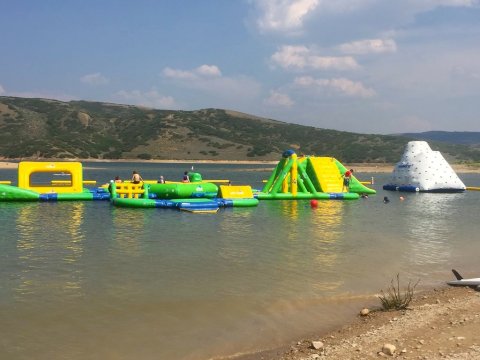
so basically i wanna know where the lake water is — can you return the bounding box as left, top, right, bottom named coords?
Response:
left=0, top=162, right=479, bottom=360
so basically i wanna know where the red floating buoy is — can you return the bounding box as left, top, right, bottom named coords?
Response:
left=310, top=199, right=318, bottom=208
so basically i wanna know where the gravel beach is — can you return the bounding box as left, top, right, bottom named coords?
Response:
left=233, top=286, right=480, bottom=360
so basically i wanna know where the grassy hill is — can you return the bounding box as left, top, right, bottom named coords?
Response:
left=1, top=96, right=480, bottom=163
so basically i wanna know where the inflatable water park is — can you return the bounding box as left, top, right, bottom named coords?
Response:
left=0, top=150, right=378, bottom=211
left=383, top=141, right=466, bottom=193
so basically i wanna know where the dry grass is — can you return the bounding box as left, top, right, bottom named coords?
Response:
left=378, top=274, right=420, bottom=311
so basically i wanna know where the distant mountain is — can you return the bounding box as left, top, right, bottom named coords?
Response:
left=1, top=96, right=480, bottom=163
left=399, top=131, right=480, bottom=146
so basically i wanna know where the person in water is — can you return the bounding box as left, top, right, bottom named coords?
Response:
left=131, top=170, right=143, bottom=184
left=182, top=171, right=190, bottom=183
left=114, top=176, right=122, bottom=183
left=157, top=176, right=165, bottom=184
left=383, top=196, right=390, bottom=203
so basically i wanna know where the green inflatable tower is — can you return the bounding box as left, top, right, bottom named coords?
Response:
left=257, top=150, right=376, bottom=200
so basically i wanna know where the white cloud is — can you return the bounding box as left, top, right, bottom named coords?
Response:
left=80, top=72, right=109, bottom=86
left=338, top=38, right=397, bottom=55
left=254, top=0, right=319, bottom=33
left=163, top=64, right=222, bottom=80
left=271, top=45, right=309, bottom=68
left=251, top=0, right=477, bottom=37
left=162, top=65, right=261, bottom=104
left=295, top=76, right=376, bottom=97
left=429, top=0, right=476, bottom=6
left=114, top=89, right=176, bottom=108
left=196, top=65, right=222, bottom=77
left=271, top=45, right=359, bottom=71
left=308, top=55, right=359, bottom=71
left=264, top=90, right=294, bottom=107
left=0, top=84, right=5, bottom=95
left=162, top=67, right=197, bottom=80
left=330, top=0, right=477, bottom=13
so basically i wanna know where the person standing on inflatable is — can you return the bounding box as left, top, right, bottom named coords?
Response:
left=182, top=171, right=190, bottom=183
left=342, top=168, right=354, bottom=192
left=131, top=170, right=143, bottom=184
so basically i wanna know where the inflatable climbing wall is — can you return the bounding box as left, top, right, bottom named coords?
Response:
left=383, top=141, right=466, bottom=192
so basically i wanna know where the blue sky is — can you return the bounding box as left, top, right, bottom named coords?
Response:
left=1, top=0, right=479, bottom=134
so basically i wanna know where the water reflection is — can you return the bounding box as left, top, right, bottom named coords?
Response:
left=398, top=193, right=463, bottom=267
left=259, top=200, right=346, bottom=294
left=281, top=201, right=299, bottom=241
left=14, top=202, right=87, bottom=299
left=64, top=203, right=86, bottom=263
left=217, top=208, right=256, bottom=264
left=310, top=201, right=344, bottom=291
left=110, top=207, right=153, bottom=257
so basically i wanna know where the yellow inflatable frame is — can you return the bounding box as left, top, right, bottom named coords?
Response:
left=18, top=162, right=84, bottom=194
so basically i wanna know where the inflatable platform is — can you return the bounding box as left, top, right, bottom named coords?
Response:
left=383, top=141, right=466, bottom=192
left=109, top=180, right=258, bottom=212
left=0, top=162, right=109, bottom=201
left=257, top=150, right=376, bottom=200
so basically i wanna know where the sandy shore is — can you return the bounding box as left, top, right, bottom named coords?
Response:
left=0, top=159, right=278, bottom=170
left=234, top=286, right=480, bottom=360
left=0, top=161, right=18, bottom=169
left=349, top=163, right=480, bottom=174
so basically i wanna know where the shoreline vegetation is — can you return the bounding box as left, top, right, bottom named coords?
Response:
left=0, top=160, right=479, bottom=173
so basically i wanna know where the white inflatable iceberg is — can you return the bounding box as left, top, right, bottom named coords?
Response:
left=383, top=141, right=466, bottom=192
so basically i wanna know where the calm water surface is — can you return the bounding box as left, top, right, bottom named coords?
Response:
left=0, top=163, right=479, bottom=359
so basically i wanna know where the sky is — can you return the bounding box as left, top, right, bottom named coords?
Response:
left=1, top=0, right=480, bottom=134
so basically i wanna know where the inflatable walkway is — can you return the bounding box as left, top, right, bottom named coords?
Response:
left=109, top=179, right=258, bottom=212
left=257, top=150, right=376, bottom=200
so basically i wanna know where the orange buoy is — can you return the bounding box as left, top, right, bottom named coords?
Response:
left=310, top=199, right=318, bottom=208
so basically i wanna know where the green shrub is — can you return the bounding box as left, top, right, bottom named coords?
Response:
left=378, top=274, right=419, bottom=311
